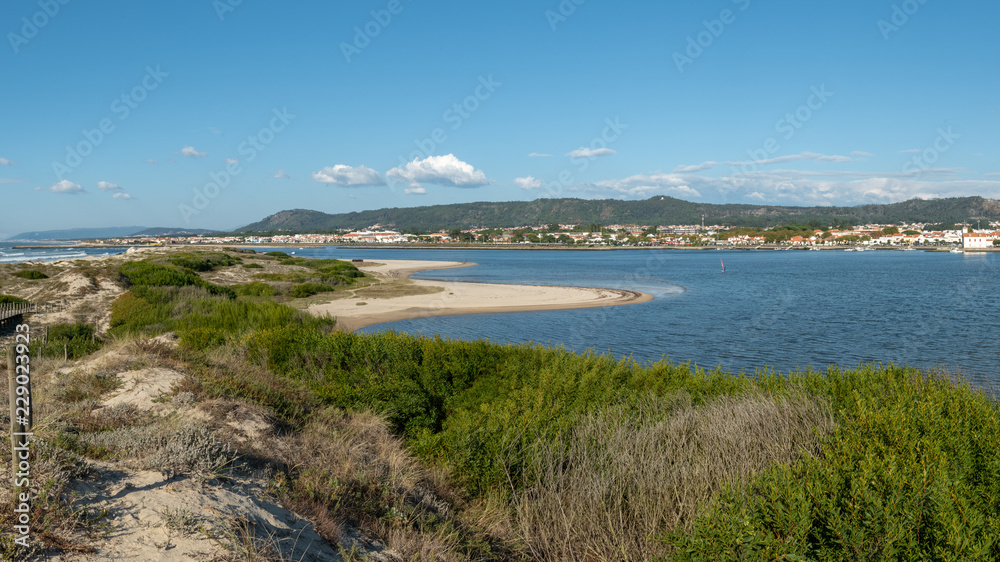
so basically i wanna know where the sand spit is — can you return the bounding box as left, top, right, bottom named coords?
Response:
left=308, top=259, right=653, bottom=331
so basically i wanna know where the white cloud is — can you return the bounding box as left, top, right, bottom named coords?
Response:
left=147, top=159, right=160, bottom=165
left=704, top=171, right=1000, bottom=206
left=515, top=176, right=543, bottom=190
left=0, top=158, right=13, bottom=166
left=113, top=192, right=133, bottom=200
left=565, top=165, right=1000, bottom=207
left=674, top=152, right=854, bottom=173
left=180, top=146, right=207, bottom=158
left=528, top=152, right=552, bottom=158
left=225, top=158, right=239, bottom=165
left=386, top=154, right=488, bottom=187
left=983, top=173, right=1000, bottom=179
left=209, top=127, right=222, bottom=135
left=404, top=187, right=427, bottom=195
left=41, top=180, right=84, bottom=194
left=274, top=169, right=290, bottom=179
left=851, top=151, right=874, bottom=158
left=97, top=181, right=122, bottom=192
left=566, top=147, right=616, bottom=159
left=590, top=173, right=702, bottom=198
left=899, top=148, right=923, bottom=154
left=313, top=164, right=385, bottom=187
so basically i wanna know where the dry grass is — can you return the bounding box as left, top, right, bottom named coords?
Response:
left=73, top=420, right=236, bottom=474
left=276, top=408, right=478, bottom=560
left=0, top=434, right=96, bottom=557
left=511, top=391, right=835, bottom=561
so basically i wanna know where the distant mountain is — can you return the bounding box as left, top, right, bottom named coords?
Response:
left=236, top=196, right=1000, bottom=233
left=132, top=227, right=218, bottom=237
left=7, top=226, right=149, bottom=241
left=6, top=226, right=217, bottom=241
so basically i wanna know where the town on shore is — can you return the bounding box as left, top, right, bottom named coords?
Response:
left=82, top=220, right=1000, bottom=250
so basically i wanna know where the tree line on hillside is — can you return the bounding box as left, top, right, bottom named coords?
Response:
left=234, top=196, right=1000, bottom=235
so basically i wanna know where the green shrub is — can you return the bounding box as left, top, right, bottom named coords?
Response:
left=109, top=285, right=334, bottom=345
left=242, top=263, right=263, bottom=269
left=234, top=281, right=277, bottom=297
left=667, top=367, right=1000, bottom=560
left=178, top=326, right=229, bottom=350
left=289, top=283, right=336, bottom=298
left=15, top=269, right=48, bottom=280
left=168, top=253, right=241, bottom=272
left=0, top=294, right=28, bottom=304
left=38, top=322, right=102, bottom=360
left=264, top=251, right=289, bottom=258
left=118, top=260, right=235, bottom=299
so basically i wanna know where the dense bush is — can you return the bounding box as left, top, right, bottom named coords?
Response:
left=234, top=281, right=277, bottom=297
left=289, top=282, right=336, bottom=298
left=0, top=294, right=28, bottom=304
left=118, top=261, right=235, bottom=299
left=38, top=322, right=102, bottom=360
left=15, top=269, right=48, bottom=280
left=167, top=253, right=241, bottom=272
left=110, top=285, right=334, bottom=341
left=668, top=367, right=1000, bottom=560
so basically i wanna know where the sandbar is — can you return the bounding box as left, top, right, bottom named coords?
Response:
left=307, top=259, right=654, bottom=331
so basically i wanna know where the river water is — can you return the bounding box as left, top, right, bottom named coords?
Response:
left=298, top=247, right=1000, bottom=387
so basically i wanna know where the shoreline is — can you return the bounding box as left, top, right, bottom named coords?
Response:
left=306, top=259, right=654, bottom=332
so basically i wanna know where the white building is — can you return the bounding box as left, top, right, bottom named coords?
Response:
left=962, top=232, right=1000, bottom=249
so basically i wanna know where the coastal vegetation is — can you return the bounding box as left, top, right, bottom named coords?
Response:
left=101, top=254, right=1000, bottom=559
left=14, top=269, right=49, bottom=280
left=5, top=251, right=998, bottom=559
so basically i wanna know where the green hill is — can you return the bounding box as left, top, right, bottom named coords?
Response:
left=236, top=196, right=1000, bottom=233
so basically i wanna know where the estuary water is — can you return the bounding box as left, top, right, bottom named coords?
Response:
left=302, top=247, right=1000, bottom=387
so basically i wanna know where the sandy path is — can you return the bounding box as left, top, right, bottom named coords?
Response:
left=308, top=259, right=654, bottom=331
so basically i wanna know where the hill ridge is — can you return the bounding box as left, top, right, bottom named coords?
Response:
left=236, top=196, right=1000, bottom=233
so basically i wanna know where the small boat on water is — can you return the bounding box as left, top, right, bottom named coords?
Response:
left=950, top=248, right=963, bottom=253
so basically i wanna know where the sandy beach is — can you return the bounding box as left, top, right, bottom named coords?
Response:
left=308, top=259, right=654, bottom=331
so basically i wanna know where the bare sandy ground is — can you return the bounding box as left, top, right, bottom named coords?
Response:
left=308, top=259, right=654, bottom=331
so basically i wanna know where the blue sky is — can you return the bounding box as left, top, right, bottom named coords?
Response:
left=1, top=0, right=998, bottom=236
